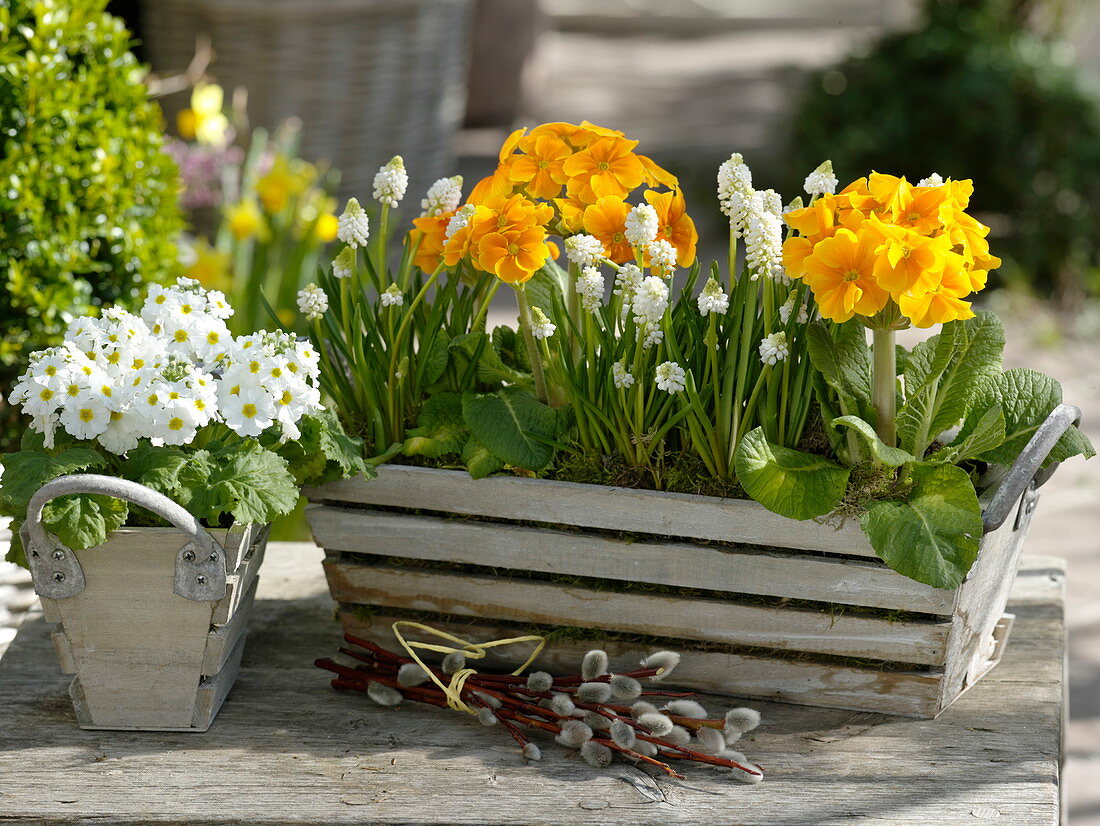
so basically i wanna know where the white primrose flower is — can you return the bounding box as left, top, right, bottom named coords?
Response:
left=624, top=202, right=659, bottom=247
left=529, top=307, right=556, bottom=340
left=803, top=160, right=838, bottom=197
left=373, top=155, right=408, bottom=208
left=612, top=361, right=635, bottom=389
left=632, top=275, right=669, bottom=348
left=576, top=266, right=605, bottom=313
left=697, top=277, right=729, bottom=316
left=647, top=239, right=676, bottom=277
left=297, top=283, right=329, bottom=321
left=918, top=172, right=945, bottom=187
left=717, top=152, right=754, bottom=235
left=421, top=174, right=463, bottom=217
left=758, top=331, right=789, bottom=366
left=380, top=284, right=404, bottom=307
left=332, top=246, right=355, bottom=280
left=58, top=395, right=110, bottom=441
left=444, top=203, right=477, bottom=241
left=222, top=384, right=277, bottom=437
left=337, top=197, right=370, bottom=247
left=655, top=361, right=686, bottom=394
left=779, top=291, right=810, bottom=325
left=565, top=234, right=606, bottom=268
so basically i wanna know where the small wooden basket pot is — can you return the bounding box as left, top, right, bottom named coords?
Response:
left=306, top=405, right=1080, bottom=718
left=21, top=474, right=269, bottom=732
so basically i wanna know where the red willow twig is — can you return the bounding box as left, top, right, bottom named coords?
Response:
left=316, top=635, right=765, bottom=783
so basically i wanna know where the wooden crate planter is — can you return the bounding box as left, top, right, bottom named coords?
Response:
left=22, top=475, right=269, bottom=732
left=306, top=406, right=1077, bottom=718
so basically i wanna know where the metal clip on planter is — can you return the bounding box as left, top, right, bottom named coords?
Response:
left=20, top=474, right=227, bottom=602
left=982, top=403, right=1082, bottom=534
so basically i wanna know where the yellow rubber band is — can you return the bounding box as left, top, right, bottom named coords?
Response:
left=391, top=621, right=545, bottom=715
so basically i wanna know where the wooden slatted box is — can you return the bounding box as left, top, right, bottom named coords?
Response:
left=40, top=523, right=269, bottom=731
left=306, top=466, right=1036, bottom=717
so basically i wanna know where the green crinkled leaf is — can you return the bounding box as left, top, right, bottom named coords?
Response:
left=403, top=393, right=469, bottom=458
left=179, top=442, right=299, bottom=526
left=860, top=463, right=983, bottom=589
left=120, top=445, right=189, bottom=496
left=418, top=333, right=451, bottom=388
left=492, top=325, right=531, bottom=373
left=451, top=332, right=527, bottom=387
left=462, top=387, right=558, bottom=470
left=831, top=416, right=915, bottom=467
left=929, top=405, right=1006, bottom=465
left=897, top=312, right=1005, bottom=457
left=960, top=368, right=1094, bottom=466
left=734, top=427, right=851, bottom=520
left=42, top=493, right=129, bottom=552
left=806, top=320, right=872, bottom=409
left=0, top=448, right=107, bottom=517
left=279, top=411, right=372, bottom=486
left=462, top=436, right=505, bottom=480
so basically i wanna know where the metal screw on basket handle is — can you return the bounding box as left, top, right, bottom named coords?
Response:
left=981, top=404, right=1083, bottom=534
left=20, top=474, right=227, bottom=602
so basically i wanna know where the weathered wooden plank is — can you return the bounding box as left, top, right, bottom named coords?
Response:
left=308, top=466, right=880, bottom=557
left=201, top=575, right=258, bottom=676
left=212, top=536, right=267, bottom=625
left=339, top=609, right=945, bottom=717
left=324, top=560, right=951, bottom=665
left=308, top=504, right=957, bottom=613
left=0, top=543, right=1065, bottom=825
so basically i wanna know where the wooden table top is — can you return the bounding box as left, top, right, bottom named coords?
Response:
left=0, top=542, right=1066, bottom=825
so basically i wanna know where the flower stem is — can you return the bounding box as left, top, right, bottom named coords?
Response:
left=872, top=327, right=897, bottom=446
left=514, top=283, right=549, bottom=404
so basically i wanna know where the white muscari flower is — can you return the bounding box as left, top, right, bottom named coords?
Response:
left=332, top=246, right=355, bottom=280
left=632, top=276, right=669, bottom=348
left=758, top=331, right=789, bottom=366
left=565, top=234, right=606, bottom=268
left=444, top=203, right=476, bottom=240
left=296, top=283, right=328, bottom=321
left=337, top=197, right=370, bottom=247
left=697, top=277, right=729, bottom=316
left=624, top=202, right=659, bottom=247
left=373, top=155, right=408, bottom=208
left=612, top=361, right=634, bottom=390
left=646, top=239, right=676, bottom=277
left=576, top=266, right=604, bottom=313
left=918, top=172, right=945, bottom=187
left=745, top=197, right=783, bottom=279
left=759, top=188, right=784, bottom=218
left=613, top=263, right=642, bottom=297
left=718, top=152, right=754, bottom=233
left=655, top=361, right=686, bottom=394
left=784, top=195, right=805, bottom=214
left=380, top=284, right=404, bottom=307
left=779, top=291, right=810, bottom=325
left=529, top=307, right=555, bottom=340
left=421, top=174, right=463, bottom=216
left=803, top=159, right=838, bottom=197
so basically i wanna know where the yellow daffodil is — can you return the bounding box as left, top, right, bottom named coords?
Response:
left=226, top=200, right=268, bottom=241
left=177, top=83, right=230, bottom=148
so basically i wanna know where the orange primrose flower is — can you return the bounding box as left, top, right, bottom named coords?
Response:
left=562, top=137, right=645, bottom=203
left=802, top=227, right=889, bottom=322
left=644, top=188, right=697, bottom=267
left=582, top=196, right=633, bottom=263
left=869, top=215, right=954, bottom=295
left=509, top=133, right=572, bottom=200
left=477, top=226, right=551, bottom=284
left=897, top=252, right=976, bottom=328
left=409, top=212, right=453, bottom=272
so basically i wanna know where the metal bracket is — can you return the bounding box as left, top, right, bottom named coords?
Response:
left=18, top=522, right=86, bottom=600
left=173, top=541, right=227, bottom=602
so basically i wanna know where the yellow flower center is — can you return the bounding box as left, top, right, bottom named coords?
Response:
left=843, top=270, right=860, bottom=282
left=101, top=386, right=112, bottom=397
left=107, top=352, right=120, bottom=364
left=597, top=162, right=610, bottom=171
left=174, top=329, right=188, bottom=342
left=155, top=295, right=167, bottom=304
left=207, top=331, right=220, bottom=344
left=45, top=365, right=56, bottom=376
left=271, top=367, right=282, bottom=377
left=147, top=394, right=159, bottom=405
left=79, top=408, right=95, bottom=422
left=280, top=390, right=293, bottom=405
left=39, top=388, right=53, bottom=400
left=169, top=391, right=180, bottom=399
left=181, top=304, right=193, bottom=314
left=66, top=384, right=79, bottom=396
left=249, top=361, right=261, bottom=373
left=110, top=411, right=123, bottom=421
left=538, top=160, right=549, bottom=169
left=133, top=359, right=145, bottom=369
left=507, top=243, right=520, bottom=256
left=612, top=232, right=624, bottom=244
left=195, top=400, right=206, bottom=411
left=168, top=417, right=184, bottom=431
left=242, top=403, right=257, bottom=418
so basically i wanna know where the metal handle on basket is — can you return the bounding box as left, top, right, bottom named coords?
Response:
left=20, top=473, right=227, bottom=602
left=981, top=403, right=1082, bottom=534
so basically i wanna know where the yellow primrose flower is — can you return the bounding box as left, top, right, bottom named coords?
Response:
left=177, top=83, right=230, bottom=147
left=226, top=200, right=268, bottom=241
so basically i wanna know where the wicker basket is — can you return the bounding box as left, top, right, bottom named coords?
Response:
left=142, top=0, right=474, bottom=200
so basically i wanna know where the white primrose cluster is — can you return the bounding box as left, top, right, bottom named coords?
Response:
left=9, top=278, right=322, bottom=452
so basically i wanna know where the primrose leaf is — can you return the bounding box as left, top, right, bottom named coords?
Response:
left=462, top=387, right=558, bottom=470
left=281, top=411, right=372, bottom=486
left=831, top=416, right=915, bottom=467
left=0, top=448, right=107, bottom=517
left=418, top=333, right=451, bottom=388
left=734, top=427, right=850, bottom=520
left=462, top=436, right=505, bottom=480
left=42, top=493, right=129, bottom=552
left=928, top=405, right=1006, bottom=465
left=403, top=393, right=469, bottom=458
left=806, top=320, right=872, bottom=410
left=860, top=463, right=983, bottom=589
left=180, top=441, right=299, bottom=526
left=451, top=332, right=527, bottom=387
left=120, top=445, right=189, bottom=496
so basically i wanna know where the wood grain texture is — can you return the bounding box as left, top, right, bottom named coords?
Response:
left=307, top=505, right=956, bottom=614
left=325, top=559, right=951, bottom=665
left=0, top=543, right=1065, bottom=826
left=307, top=466, right=879, bottom=557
